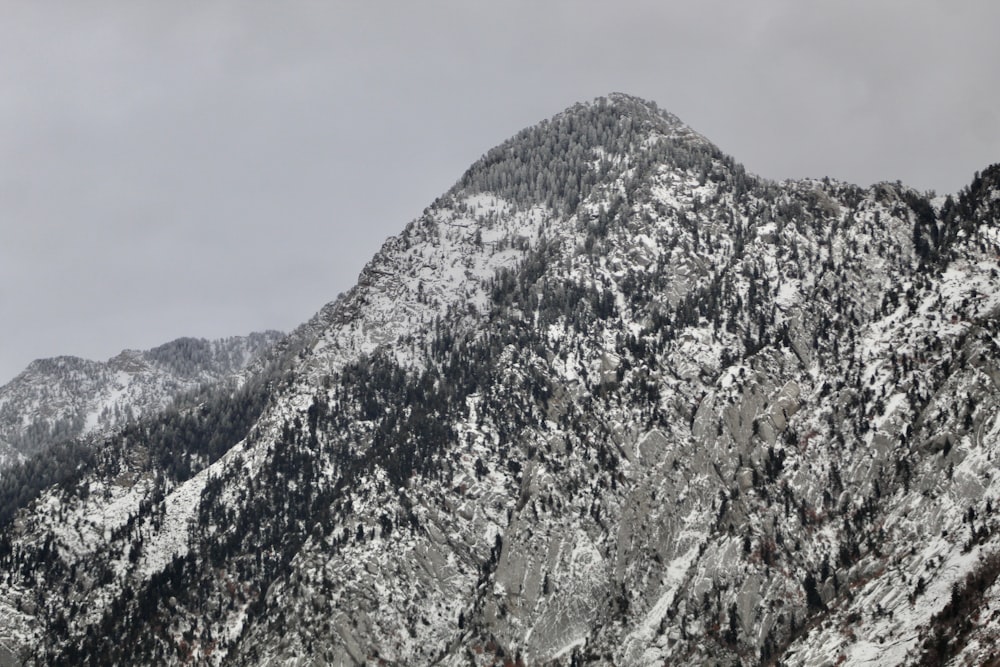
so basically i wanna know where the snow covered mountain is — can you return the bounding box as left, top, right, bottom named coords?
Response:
left=0, top=332, right=282, bottom=472
left=2, top=94, right=1000, bottom=666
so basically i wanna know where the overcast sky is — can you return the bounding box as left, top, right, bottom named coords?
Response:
left=2, top=1, right=998, bottom=384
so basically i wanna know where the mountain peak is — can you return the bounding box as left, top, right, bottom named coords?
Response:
left=453, top=93, right=722, bottom=212
left=550, top=92, right=700, bottom=144
left=590, top=91, right=682, bottom=123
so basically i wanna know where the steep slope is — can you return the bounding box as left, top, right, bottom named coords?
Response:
left=0, top=332, right=283, bottom=470
left=1, top=95, right=999, bottom=666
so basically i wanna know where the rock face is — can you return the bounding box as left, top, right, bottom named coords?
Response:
left=2, top=94, right=1000, bottom=666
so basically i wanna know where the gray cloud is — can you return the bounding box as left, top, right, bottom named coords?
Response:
left=2, top=1, right=998, bottom=383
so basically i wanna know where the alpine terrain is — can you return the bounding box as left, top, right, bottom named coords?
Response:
left=2, top=94, right=1000, bottom=666
left=0, top=332, right=283, bottom=476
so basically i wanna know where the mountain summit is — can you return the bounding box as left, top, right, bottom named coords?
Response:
left=1, top=96, right=999, bottom=666
left=455, top=92, right=720, bottom=213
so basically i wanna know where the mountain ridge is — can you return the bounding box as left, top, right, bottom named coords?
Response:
left=0, top=331, right=283, bottom=473
left=1, top=95, right=999, bottom=665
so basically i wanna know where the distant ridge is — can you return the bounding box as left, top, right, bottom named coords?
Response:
left=0, top=330, right=282, bottom=468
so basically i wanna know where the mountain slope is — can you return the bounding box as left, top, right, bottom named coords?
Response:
left=0, top=332, right=283, bottom=471
left=2, top=94, right=1000, bottom=666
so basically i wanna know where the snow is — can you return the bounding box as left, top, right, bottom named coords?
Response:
left=549, top=634, right=587, bottom=661
left=137, top=463, right=211, bottom=579
left=306, top=193, right=556, bottom=382
left=630, top=543, right=700, bottom=647
left=775, top=279, right=799, bottom=310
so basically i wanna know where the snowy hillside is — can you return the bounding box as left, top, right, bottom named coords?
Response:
left=2, top=94, right=1000, bottom=666
left=0, top=332, right=282, bottom=471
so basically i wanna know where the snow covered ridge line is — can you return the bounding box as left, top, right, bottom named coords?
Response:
left=0, top=331, right=283, bottom=468
left=2, top=95, right=1000, bottom=665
